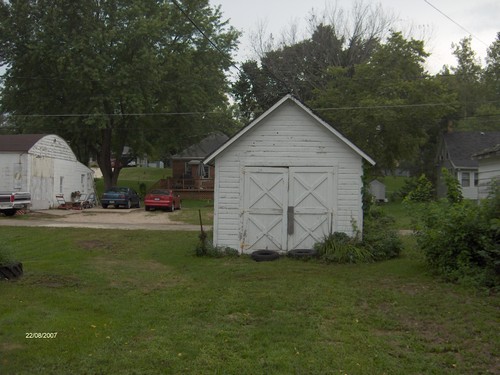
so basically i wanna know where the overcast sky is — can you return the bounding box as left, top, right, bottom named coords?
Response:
left=211, top=0, right=499, bottom=74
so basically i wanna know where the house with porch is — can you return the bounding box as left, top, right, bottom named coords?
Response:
left=154, top=132, right=228, bottom=199
left=436, top=131, right=500, bottom=200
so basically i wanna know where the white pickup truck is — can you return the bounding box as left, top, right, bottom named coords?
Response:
left=0, top=192, right=31, bottom=216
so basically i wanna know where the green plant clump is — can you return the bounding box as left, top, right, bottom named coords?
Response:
left=403, top=174, right=434, bottom=203
left=441, top=168, right=463, bottom=203
left=194, top=234, right=239, bottom=258
left=314, top=232, right=373, bottom=263
left=362, top=208, right=403, bottom=261
left=415, top=183, right=500, bottom=290
left=314, top=208, right=402, bottom=264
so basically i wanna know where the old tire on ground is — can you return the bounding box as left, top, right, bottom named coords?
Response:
left=0, top=262, right=23, bottom=280
left=287, top=249, right=318, bottom=259
left=251, top=250, right=280, bottom=262
left=102, top=204, right=108, bottom=209
left=2, top=209, right=16, bottom=216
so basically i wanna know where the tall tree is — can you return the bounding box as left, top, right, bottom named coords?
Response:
left=311, top=32, right=457, bottom=173
left=449, top=36, right=485, bottom=128
left=0, top=0, right=239, bottom=189
left=473, top=32, right=500, bottom=131
left=232, top=1, right=392, bottom=122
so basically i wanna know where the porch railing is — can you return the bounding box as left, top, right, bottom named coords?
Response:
left=153, top=177, right=214, bottom=191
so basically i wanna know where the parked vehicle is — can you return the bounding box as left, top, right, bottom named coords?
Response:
left=0, top=191, right=31, bottom=216
left=101, top=187, right=140, bottom=209
left=144, top=189, right=181, bottom=212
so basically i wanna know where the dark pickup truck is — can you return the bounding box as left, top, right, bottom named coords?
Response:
left=0, top=192, right=31, bottom=216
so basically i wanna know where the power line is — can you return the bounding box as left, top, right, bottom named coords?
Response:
left=315, top=102, right=455, bottom=111
left=170, top=0, right=243, bottom=76
left=4, top=100, right=499, bottom=119
left=423, top=0, right=489, bottom=47
left=6, top=111, right=223, bottom=118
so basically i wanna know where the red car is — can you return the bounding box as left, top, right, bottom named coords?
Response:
left=144, top=189, right=181, bottom=212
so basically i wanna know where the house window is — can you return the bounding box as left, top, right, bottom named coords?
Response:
left=474, top=172, right=478, bottom=187
left=461, top=172, right=470, bottom=187
left=184, top=162, right=192, bottom=177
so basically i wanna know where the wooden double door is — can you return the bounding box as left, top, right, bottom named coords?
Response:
left=242, top=167, right=335, bottom=252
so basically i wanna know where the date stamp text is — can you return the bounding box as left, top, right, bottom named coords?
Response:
left=25, top=332, right=58, bottom=339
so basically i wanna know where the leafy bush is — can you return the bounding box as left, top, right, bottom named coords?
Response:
left=362, top=208, right=403, bottom=261
left=415, top=184, right=500, bottom=289
left=441, top=168, right=463, bottom=203
left=314, top=207, right=402, bottom=264
left=403, top=174, right=434, bottom=203
left=314, top=232, right=373, bottom=264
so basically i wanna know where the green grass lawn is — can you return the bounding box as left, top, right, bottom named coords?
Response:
left=170, top=199, right=214, bottom=226
left=94, top=167, right=172, bottom=198
left=376, top=201, right=416, bottom=230
left=1, top=229, right=498, bottom=374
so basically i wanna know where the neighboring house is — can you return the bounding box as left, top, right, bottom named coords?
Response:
left=203, top=95, right=375, bottom=254
left=436, top=131, right=500, bottom=200
left=0, top=134, right=94, bottom=210
left=153, top=132, right=229, bottom=199
left=369, top=179, right=386, bottom=202
left=171, top=132, right=229, bottom=188
left=473, top=144, right=500, bottom=200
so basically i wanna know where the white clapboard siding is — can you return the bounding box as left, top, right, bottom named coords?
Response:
left=207, top=96, right=374, bottom=253
left=477, top=157, right=500, bottom=200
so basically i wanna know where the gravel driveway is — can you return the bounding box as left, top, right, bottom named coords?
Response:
left=0, top=208, right=208, bottom=231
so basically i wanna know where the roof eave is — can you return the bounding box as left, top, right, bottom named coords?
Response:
left=203, top=95, right=375, bottom=166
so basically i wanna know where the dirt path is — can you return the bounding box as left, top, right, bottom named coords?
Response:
left=0, top=208, right=209, bottom=231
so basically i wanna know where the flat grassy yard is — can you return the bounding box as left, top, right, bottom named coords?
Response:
left=1, top=229, right=498, bottom=374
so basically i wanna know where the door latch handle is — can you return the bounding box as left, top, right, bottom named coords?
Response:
left=287, top=206, right=294, bottom=235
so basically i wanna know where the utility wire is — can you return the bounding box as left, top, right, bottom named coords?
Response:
left=423, top=0, right=488, bottom=47
left=169, top=1, right=292, bottom=92
left=5, top=100, right=500, bottom=119
left=170, top=0, right=243, bottom=76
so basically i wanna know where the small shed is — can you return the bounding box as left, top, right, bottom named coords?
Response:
left=0, top=134, right=94, bottom=210
left=203, top=95, right=375, bottom=254
left=436, top=131, right=500, bottom=200
left=368, top=180, right=386, bottom=202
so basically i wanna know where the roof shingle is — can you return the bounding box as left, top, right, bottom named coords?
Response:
left=443, top=132, right=500, bottom=168
left=0, top=134, right=47, bottom=152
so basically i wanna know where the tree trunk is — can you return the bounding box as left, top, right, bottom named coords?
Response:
left=98, top=127, right=115, bottom=190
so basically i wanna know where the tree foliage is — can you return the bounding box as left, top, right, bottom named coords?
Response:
left=0, top=0, right=239, bottom=188
left=232, top=1, right=391, bottom=121
left=312, top=32, right=456, bottom=172
left=442, top=34, right=500, bottom=132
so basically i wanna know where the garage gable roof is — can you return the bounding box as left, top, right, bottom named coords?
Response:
left=203, top=95, right=375, bottom=165
left=0, top=134, right=47, bottom=152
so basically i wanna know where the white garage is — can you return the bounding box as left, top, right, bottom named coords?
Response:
left=203, top=95, right=375, bottom=254
left=0, top=134, right=95, bottom=210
